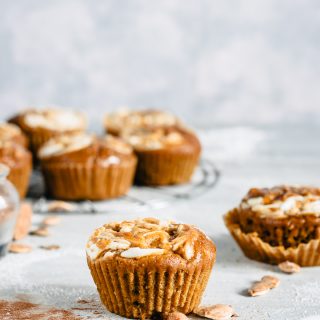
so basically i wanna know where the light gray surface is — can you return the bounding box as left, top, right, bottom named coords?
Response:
left=0, top=126, right=320, bottom=319
left=1, top=1, right=320, bottom=126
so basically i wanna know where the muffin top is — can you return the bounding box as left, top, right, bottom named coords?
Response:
left=0, top=141, right=32, bottom=167
left=240, top=185, right=320, bottom=218
left=121, top=126, right=200, bottom=152
left=86, top=217, right=215, bottom=261
left=0, top=123, right=27, bottom=147
left=38, top=133, right=134, bottom=163
left=10, top=108, right=86, bottom=132
left=104, top=109, right=180, bottom=134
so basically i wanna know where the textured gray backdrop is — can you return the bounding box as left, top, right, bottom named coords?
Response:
left=1, top=0, right=319, bottom=127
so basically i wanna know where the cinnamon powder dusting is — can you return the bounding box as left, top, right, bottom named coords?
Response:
left=0, top=300, right=83, bottom=320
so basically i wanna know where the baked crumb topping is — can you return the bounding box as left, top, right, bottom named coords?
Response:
left=104, top=109, right=179, bottom=132
left=86, top=218, right=203, bottom=260
left=121, top=127, right=185, bottom=150
left=22, top=109, right=86, bottom=131
left=241, top=185, right=320, bottom=217
left=0, top=123, right=22, bottom=141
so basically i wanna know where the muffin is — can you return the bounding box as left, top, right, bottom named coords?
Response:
left=38, top=133, right=137, bottom=200
left=104, top=109, right=181, bottom=136
left=9, top=108, right=86, bottom=156
left=224, top=185, right=320, bottom=266
left=121, top=126, right=201, bottom=186
left=0, top=123, right=28, bottom=148
left=0, top=141, right=32, bottom=198
left=86, top=217, right=216, bottom=319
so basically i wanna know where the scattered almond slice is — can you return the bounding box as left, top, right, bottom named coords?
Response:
left=167, top=311, right=189, bottom=320
left=193, top=304, right=238, bottom=320
left=278, top=261, right=301, bottom=274
left=40, top=245, right=60, bottom=251
left=261, top=275, right=280, bottom=289
left=47, top=201, right=76, bottom=213
left=248, top=282, right=270, bottom=297
left=30, top=228, right=50, bottom=237
left=42, top=215, right=61, bottom=226
left=9, top=243, right=32, bottom=253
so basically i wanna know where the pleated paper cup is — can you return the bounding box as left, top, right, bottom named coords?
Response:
left=224, top=209, right=320, bottom=266
left=41, top=159, right=136, bottom=201
left=87, top=254, right=214, bottom=319
left=135, top=149, right=200, bottom=186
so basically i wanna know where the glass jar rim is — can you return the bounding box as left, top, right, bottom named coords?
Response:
left=0, top=163, right=9, bottom=179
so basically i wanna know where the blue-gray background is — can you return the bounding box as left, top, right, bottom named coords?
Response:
left=1, top=0, right=319, bottom=128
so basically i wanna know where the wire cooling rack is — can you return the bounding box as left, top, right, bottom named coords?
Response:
left=30, top=158, right=220, bottom=213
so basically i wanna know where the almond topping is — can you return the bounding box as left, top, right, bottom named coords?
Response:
left=194, top=304, right=238, bottom=320
left=9, top=243, right=32, bottom=253
left=30, top=227, right=50, bottom=237
left=42, top=215, right=61, bottom=226
left=167, top=311, right=188, bottom=320
left=278, top=261, right=301, bottom=274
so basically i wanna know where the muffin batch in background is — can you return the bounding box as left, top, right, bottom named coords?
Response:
left=38, top=133, right=137, bottom=200
left=9, top=108, right=86, bottom=157
left=86, top=217, right=216, bottom=319
left=0, top=123, right=32, bottom=198
left=224, top=185, right=320, bottom=266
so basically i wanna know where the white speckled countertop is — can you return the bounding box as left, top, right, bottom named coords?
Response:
left=0, top=125, right=320, bottom=320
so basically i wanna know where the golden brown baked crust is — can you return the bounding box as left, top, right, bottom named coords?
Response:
left=39, top=133, right=137, bottom=200
left=0, top=123, right=28, bottom=148
left=9, top=108, right=86, bottom=155
left=86, top=218, right=216, bottom=319
left=0, top=141, right=32, bottom=198
left=122, top=126, right=201, bottom=186
left=104, top=109, right=181, bottom=136
left=224, top=185, right=320, bottom=265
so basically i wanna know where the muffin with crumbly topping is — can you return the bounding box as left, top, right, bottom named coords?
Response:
left=38, top=133, right=137, bottom=200
left=0, top=123, right=28, bottom=148
left=86, top=218, right=216, bottom=319
left=9, top=108, right=86, bottom=156
left=0, top=141, right=32, bottom=198
left=104, top=109, right=181, bottom=136
left=121, top=126, right=201, bottom=186
left=224, top=185, right=320, bottom=266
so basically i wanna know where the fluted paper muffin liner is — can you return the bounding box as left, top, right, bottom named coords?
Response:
left=87, top=255, right=213, bottom=319
left=41, top=160, right=136, bottom=200
left=224, top=209, right=320, bottom=266
left=135, top=150, right=200, bottom=186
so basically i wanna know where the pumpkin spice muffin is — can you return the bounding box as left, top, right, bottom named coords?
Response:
left=38, top=133, right=137, bottom=200
left=104, top=109, right=181, bottom=136
left=224, top=185, right=320, bottom=266
left=0, top=141, right=32, bottom=198
left=86, top=218, right=216, bottom=319
left=9, top=108, right=86, bottom=156
left=0, top=123, right=28, bottom=148
left=121, top=126, right=201, bottom=186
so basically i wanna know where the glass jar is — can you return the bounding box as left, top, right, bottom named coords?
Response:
left=0, top=163, right=19, bottom=257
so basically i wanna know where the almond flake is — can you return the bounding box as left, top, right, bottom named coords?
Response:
left=248, top=282, right=270, bottom=297
left=9, top=243, right=32, bottom=253
left=47, top=201, right=76, bottom=212
left=30, top=228, right=50, bottom=237
left=40, top=245, right=60, bottom=251
left=261, top=275, right=280, bottom=288
left=278, top=261, right=301, bottom=274
left=167, top=311, right=188, bottom=320
left=42, top=215, right=61, bottom=226
left=194, top=304, right=238, bottom=320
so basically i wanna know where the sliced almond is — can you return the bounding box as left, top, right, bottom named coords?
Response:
left=30, top=227, right=50, bottom=237
left=248, top=282, right=270, bottom=297
left=261, top=275, right=280, bottom=289
left=40, top=245, right=60, bottom=251
left=167, top=311, right=188, bottom=320
left=47, top=201, right=76, bottom=212
left=42, top=215, right=61, bottom=226
left=9, top=243, right=32, bottom=253
left=278, top=261, right=301, bottom=274
left=193, top=304, right=238, bottom=319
